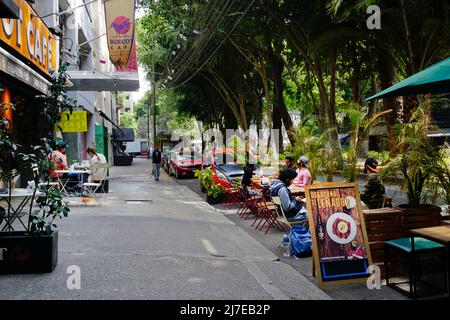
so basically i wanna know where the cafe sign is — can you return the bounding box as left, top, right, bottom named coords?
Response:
left=0, top=0, right=59, bottom=78
left=104, top=0, right=136, bottom=69
left=305, top=182, right=372, bottom=287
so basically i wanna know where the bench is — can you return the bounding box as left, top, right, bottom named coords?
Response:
left=363, top=207, right=443, bottom=278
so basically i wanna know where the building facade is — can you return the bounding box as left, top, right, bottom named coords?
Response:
left=35, top=0, right=117, bottom=164
left=1, top=0, right=139, bottom=170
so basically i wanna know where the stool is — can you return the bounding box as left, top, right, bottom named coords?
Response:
left=384, top=237, right=447, bottom=299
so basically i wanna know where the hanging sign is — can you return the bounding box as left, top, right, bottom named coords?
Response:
left=0, top=0, right=59, bottom=78
left=305, top=182, right=372, bottom=287
left=104, top=0, right=136, bottom=69
left=56, top=111, right=87, bottom=133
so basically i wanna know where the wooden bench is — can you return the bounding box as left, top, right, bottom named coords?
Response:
left=363, top=206, right=443, bottom=278
left=364, top=207, right=404, bottom=277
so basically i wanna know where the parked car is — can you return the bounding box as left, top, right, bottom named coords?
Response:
left=200, top=148, right=244, bottom=191
left=162, top=152, right=171, bottom=172
left=168, top=151, right=203, bottom=179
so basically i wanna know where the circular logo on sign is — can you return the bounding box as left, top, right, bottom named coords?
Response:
left=111, top=16, right=131, bottom=34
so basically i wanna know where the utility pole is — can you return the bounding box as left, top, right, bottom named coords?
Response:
left=152, top=36, right=157, bottom=151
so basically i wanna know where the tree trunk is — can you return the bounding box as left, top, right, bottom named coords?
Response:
left=378, top=54, right=400, bottom=154
left=357, top=77, right=377, bottom=158
left=272, top=100, right=283, bottom=155
left=270, top=50, right=296, bottom=147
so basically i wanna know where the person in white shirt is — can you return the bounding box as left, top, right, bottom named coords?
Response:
left=86, top=147, right=107, bottom=182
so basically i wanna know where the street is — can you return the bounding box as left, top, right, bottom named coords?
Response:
left=0, top=158, right=330, bottom=300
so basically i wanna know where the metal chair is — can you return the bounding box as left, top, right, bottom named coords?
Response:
left=82, top=163, right=109, bottom=206
left=271, top=196, right=308, bottom=231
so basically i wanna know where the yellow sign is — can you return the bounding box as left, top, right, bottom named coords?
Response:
left=0, top=0, right=59, bottom=78
left=56, top=111, right=88, bottom=133
left=104, top=0, right=136, bottom=68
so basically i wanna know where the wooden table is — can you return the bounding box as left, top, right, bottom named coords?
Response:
left=411, top=225, right=450, bottom=298
left=289, top=185, right=305, bottom=195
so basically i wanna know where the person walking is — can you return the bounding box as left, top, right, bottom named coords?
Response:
left=152, top=145, right=162, bottom=181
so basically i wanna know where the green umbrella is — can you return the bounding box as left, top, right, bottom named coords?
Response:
left=364, top=56, right=450, bottom=102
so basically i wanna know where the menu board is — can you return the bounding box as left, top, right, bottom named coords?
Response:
left=305, top=182, right=372, bottom=286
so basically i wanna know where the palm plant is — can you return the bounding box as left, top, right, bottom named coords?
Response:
left=388, top=104, right=440, bottom=207
left=341, top=102, right=392, bottom=182
left=291, top=117, right=325, bottom=182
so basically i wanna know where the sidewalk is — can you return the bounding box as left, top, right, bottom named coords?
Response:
left=0, top=158, right=330, bottom=300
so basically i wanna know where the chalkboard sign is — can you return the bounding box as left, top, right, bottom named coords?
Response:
left=305, top=182, right=372, bottom=287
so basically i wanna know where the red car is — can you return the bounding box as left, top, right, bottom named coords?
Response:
left=168, top=151, right=203, bottom=179
left=201, top=148, right=243, bottom=190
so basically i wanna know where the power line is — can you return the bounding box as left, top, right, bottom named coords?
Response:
left=168, top=0, right=256, bottom=90
left=166, top=0, right=240, bottom=85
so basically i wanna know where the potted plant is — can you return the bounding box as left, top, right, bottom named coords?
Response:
left=0, top=64, right=73, bottom=273
left=388, top=105, right=442, bottom=216
left=195, top=167, right=225, bottom=205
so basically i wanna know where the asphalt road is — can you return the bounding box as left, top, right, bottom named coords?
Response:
left=0, top=158, right=329, bottom=300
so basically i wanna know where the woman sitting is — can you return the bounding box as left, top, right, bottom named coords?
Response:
left=86, top=147, right=107, bottom=183
left=269, top=168, right=307, bottom=221
left=293, top=156, right=312, bottom=187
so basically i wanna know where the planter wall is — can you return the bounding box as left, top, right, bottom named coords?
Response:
left=0, top=230, right=58, bottom=274
left=206, top=193, right=225, bottom=205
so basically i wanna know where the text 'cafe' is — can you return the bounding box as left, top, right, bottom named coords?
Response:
left=0, top=0, right=59, bottom=172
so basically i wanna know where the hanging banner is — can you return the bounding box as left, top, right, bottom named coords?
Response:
left=56, top=111, right=87, bottom=133
left=0, top=0, right=59, bottom=78
left=104, top=0, right=136, bottom=69
left=305, top=182, right=372, bottom=287
left=119, top=39, right=137, bottom=72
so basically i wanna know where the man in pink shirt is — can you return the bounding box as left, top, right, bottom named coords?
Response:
left=293, top=156, right=312, bottom=187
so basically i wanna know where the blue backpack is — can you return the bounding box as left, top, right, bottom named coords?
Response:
left=290, top=225, right=312, bottom=257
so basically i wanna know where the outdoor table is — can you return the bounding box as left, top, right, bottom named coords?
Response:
left=55, top=169, right=90, bottom=197
left=410, top=225, right=450, bottom=299
left=0, top=188, right=43, bottom=232
left=289, top=185, right=305, bottom=195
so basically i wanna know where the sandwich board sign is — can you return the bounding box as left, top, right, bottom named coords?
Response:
left=304, top=182, right=372, bottom=287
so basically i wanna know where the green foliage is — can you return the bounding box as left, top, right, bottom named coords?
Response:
left=194, top=167, right=225, bottom=198
left=387, top=105, right=440, bottom=207
left=340, top=102, right=392, bottom=182
left=367, top=150, right=390, bottom=166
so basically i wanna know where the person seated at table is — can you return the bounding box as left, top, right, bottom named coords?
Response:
left=49, top=142, right=79, bottom=193
left=269, top=168, right=307, bottom=221
left=49, top=141, right=69, bottom=179
left=86, top=147, right=107, bottom=183
left=293, top=156, right=312, bottom=187
left=283, top=155, right=295, bottom=170
left=360, top=157, right=385, bottom=209
left=241, top=163, right=260, bottom=196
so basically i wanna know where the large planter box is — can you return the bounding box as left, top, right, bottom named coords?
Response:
left=114, top=155, right=133, bottom=166
left=206, top=193, right=225, bottom=205
left=398, top=204, right=442, bottom=231
left=0, top=230, right=58, bottom=274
